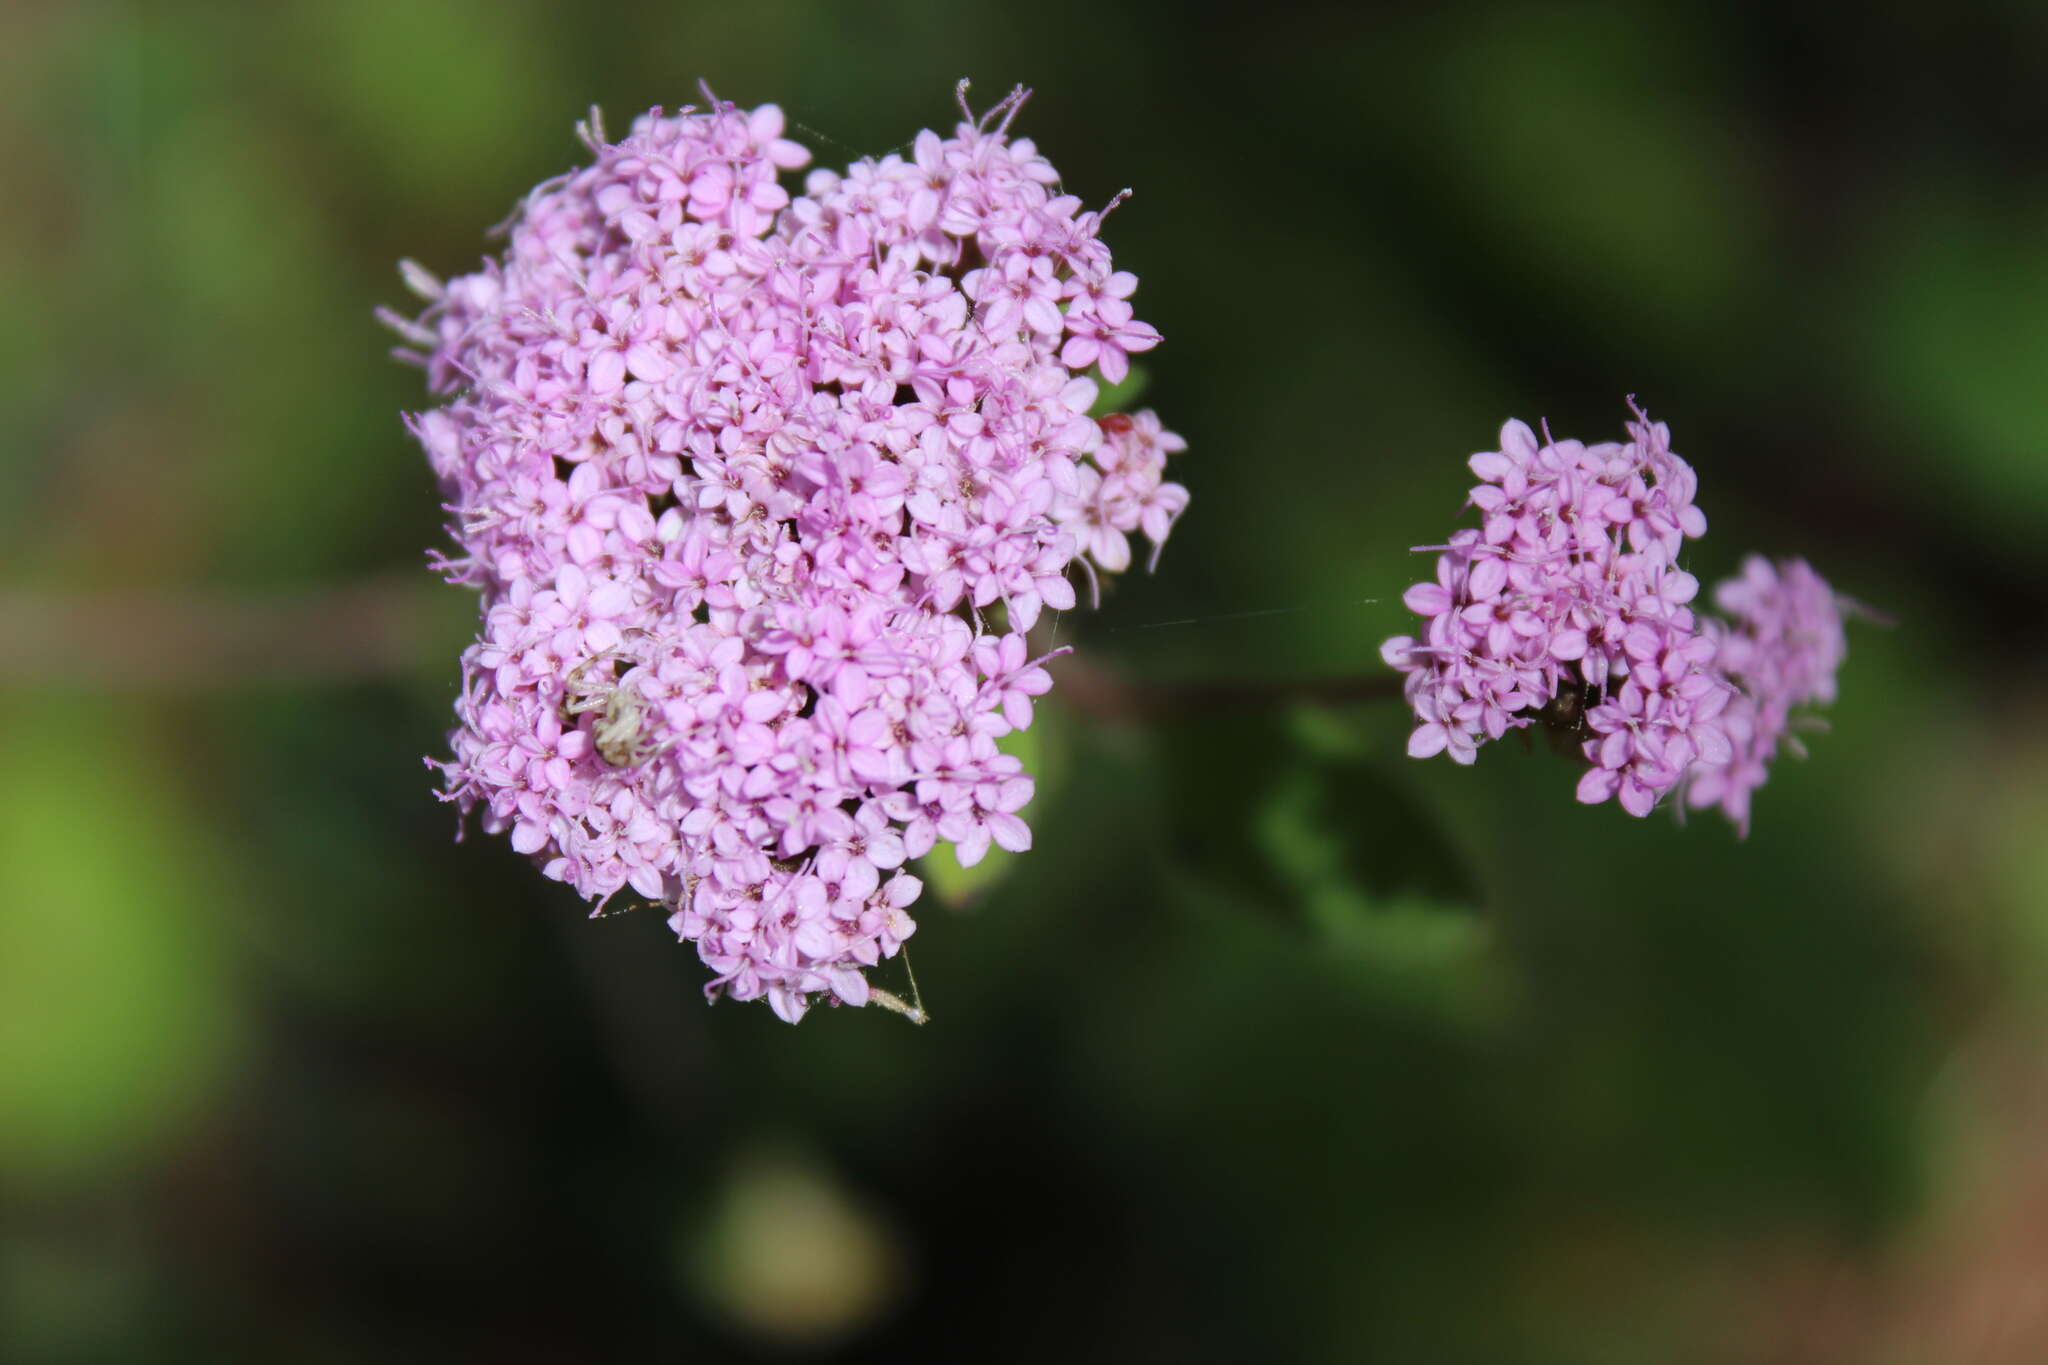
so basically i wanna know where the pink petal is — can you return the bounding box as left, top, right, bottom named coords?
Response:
left=1403, top=582, right=1454, bottom=617
left=1575, top=767, right=1617, bottom=806
left=588, top=348, right=626, bottom=395
left=1408, top=724, right=1450, bottom=759
left=1468, top=452, right=1513, bottom=482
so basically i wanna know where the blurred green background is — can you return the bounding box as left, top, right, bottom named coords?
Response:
left=5, top=1, right=2047, bottom=1360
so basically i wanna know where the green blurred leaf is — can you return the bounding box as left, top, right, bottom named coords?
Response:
left=1255, top=761, right=1486, bottom=965
left=915, top=838, right=1019, bottom=911
left=1088, top=364, right=1150, bottom=415
left=0, top=700, right=240, bottom=1184
left=1158, top=707, right=1477, bottom=921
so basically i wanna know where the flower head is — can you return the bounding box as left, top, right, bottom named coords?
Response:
left=390, top=83, right=1186, bottom=1020
left=1385, top=404, right=1844, bottom=831
left=1682, top=556, right=1848, bottom=835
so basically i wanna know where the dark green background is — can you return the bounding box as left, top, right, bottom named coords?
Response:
left=6, top=2, right=2047, bottom=1360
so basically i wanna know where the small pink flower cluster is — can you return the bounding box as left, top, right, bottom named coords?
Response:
left=389, top=85, right=1186, bottom=1021
left=1684, top=557, right=1847, bottom=835
left=1383, top=405, right=1844, bottom=828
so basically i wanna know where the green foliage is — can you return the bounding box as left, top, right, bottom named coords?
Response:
left=1088, top=363, right=1150, bottom=414
left=0, top=702, right=240, bottom=1185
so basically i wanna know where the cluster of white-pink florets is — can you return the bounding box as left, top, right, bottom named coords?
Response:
left=1383, top=405, right=1844, bottom=831
left=388, top=84, right=1186, bottom=1021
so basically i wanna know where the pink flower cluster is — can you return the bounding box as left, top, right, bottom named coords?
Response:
left=387, top=84, right=1186, bottom=1021
left=1382, top=405, right=1845, bottom=829
left=1684, top=556, right=1847, bottom=835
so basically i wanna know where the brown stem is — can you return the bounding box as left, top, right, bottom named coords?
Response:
left=1051, top=651, right=1402, bottom=721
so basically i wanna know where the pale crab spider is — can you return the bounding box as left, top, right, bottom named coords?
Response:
left=560, top=639, right=670, bottom=768
left=868, top=949, right=928, bottom=1025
